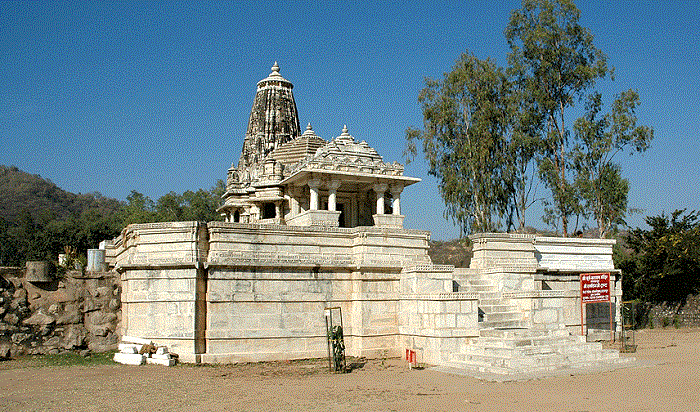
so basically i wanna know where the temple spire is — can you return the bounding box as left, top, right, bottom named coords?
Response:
left=239, top=62, right=301, bottom=167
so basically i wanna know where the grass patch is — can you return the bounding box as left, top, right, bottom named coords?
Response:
left=3, top=351, right=118, bottom=369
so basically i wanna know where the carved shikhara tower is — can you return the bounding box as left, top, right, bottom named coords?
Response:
left=238, top=62, right=301, bottom=168
left=219, top=63, right=419, bottom=228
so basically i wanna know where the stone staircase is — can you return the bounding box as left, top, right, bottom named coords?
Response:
left=459, top=273, right=528, bottom=329
left=446, top=272, right=634, bottom=379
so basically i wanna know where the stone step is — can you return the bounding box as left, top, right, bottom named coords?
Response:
left=450, top=348, right=623, bottom=373
left=478, top=304, right=514, bottom=313
left=484, top=311, right=522, bottom=322
left=480, top=320, right=530, bottom=329
left=479, top=328, right=551, bottom=339
left=478, top=298, right=508, bottom=306
left=455, top=337, right=619, bottom=356
left=475, top=335, right=583, bottom=348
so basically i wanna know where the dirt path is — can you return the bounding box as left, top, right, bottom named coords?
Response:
left=0, top=328, right=697, bottom=411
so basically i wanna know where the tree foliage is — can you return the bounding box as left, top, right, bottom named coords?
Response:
left=618, top=210, right=700, bottom=302
left=573, top=90, right=653, bottom=237
left=506, top=0, right=609, bottom=236
left=407, top=0, right=653, bottom=237
left=406, top=53, right=512, bottom=233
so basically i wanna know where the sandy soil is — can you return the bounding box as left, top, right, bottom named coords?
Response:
left=0, top=328, right=697, bottom=411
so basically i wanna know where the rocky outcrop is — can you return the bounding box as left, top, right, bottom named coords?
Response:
left=0, top=269, right=120, bottom=358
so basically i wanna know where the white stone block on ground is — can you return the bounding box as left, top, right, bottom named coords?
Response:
left=146, top=357, right=176, bottom=366
left=155, top=346, right=169, bottom=355
left=121, top=336, right=154, bottom=345
left=113, top=352, right=146, bottom=365
left=151, top=353, right=172, bottom=360
left=118, top=343, right=142, bottom=354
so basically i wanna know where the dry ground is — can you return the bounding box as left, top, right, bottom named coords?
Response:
left=0, top=328, right=698, bottom=411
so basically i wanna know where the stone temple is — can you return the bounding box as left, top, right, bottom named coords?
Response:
left=108, top=63, right=631, bottom=378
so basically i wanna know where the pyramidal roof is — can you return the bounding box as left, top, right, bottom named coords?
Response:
left=313, top=125, right=382, bottom=162
left=269, top=123, right=327, bottom=165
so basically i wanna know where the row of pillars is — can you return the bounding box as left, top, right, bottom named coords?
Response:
left=304, top=179, right=403, bottom=215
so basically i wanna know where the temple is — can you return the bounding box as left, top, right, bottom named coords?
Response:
left=219, top=62, right=418, bottom=229
left=109, top=63, right=632, bottom=379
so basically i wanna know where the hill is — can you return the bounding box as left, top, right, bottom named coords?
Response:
left=0, top=165, right=123, bottom=266
left=0, top=165, right=121, bottom=226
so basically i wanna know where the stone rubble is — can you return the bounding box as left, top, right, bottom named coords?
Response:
left=113, top=335, right=177, bottom=367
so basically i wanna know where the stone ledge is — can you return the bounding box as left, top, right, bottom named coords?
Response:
left=372, top=214, right=404, bottom=228
left=286, top=210, right=341, bottom=227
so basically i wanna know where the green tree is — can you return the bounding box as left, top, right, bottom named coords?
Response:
left=119, top=191, right=157, bottom=226
left=406, top=53, right=512, bottom=234
left=155, top=191, right=184, bottom=221
left=506, top=0, right=608, bottom=236
left=505, top=73, right=546, bottom=231
left=573, top=90, right=653, bottom=237
left=620, top=210, right=700, bottom=302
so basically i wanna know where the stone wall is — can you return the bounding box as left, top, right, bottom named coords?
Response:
left=0, top=267, right=120, bottom=358
left=645, top=295, right=700, bottom=328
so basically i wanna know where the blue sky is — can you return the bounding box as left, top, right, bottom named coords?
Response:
left=1, top=1, right=698, bottom=240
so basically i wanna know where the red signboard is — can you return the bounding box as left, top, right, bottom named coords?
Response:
left=580, top=272, right=611, bottom=303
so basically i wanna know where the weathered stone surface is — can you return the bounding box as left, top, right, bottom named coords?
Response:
left=11, top=332, right=31, bottom=344
left=62, top=324, right=88, bottom=349
left=82, top=297, right=101, bottom=312
left=43, top=336, right=61, bottom=348
left=56, top=304, right=82, bottom=324
left=22, top=310, right=55, bottom=326
left=0, top=344, right=11, bottom=359
left=4, top=313, right=19, bottom=325
left=89, top=312, right=117, bottom=326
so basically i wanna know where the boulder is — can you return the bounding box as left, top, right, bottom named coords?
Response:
left=108, top=298, right=120, bottom=311
left=93, top=326, right=109, bottom=337
left=13, top=288, right=27, bottom=300
left=0, top=344, right=11, bottom=359
left=89, top=312, right=117, bottom=326
left=82, top=297, right=101, bottom=313
left=96, top=287, right=111, bottom=299
left=9, top=297, right=27, bottom=311
left=11, top=332, right=31, bottom=344
left=43, top=336, right=61, bottom=348
left=62, top=324, right=88, bottom=349
left=56, top=304, right=82, bottom=324
left=3, top=313, right=19, bottom=325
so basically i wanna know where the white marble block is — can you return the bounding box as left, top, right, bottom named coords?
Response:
left=113, top=352, right=146, bottom=365
left=118, top=343, right=141, bottom=354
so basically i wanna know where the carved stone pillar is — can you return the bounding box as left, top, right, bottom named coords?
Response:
left=289, top=187, right=301, bottom=216
left=373, top=183, right=388, bottom=215
left=275, top=201, right=282, bottom=220
left=351, top=195, right=359, bottom=227
left=308, top=179, right=321, bottom=210
left=390, top=184, right=403, bottom=216
left=327, top=180, right=341, bottom=211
